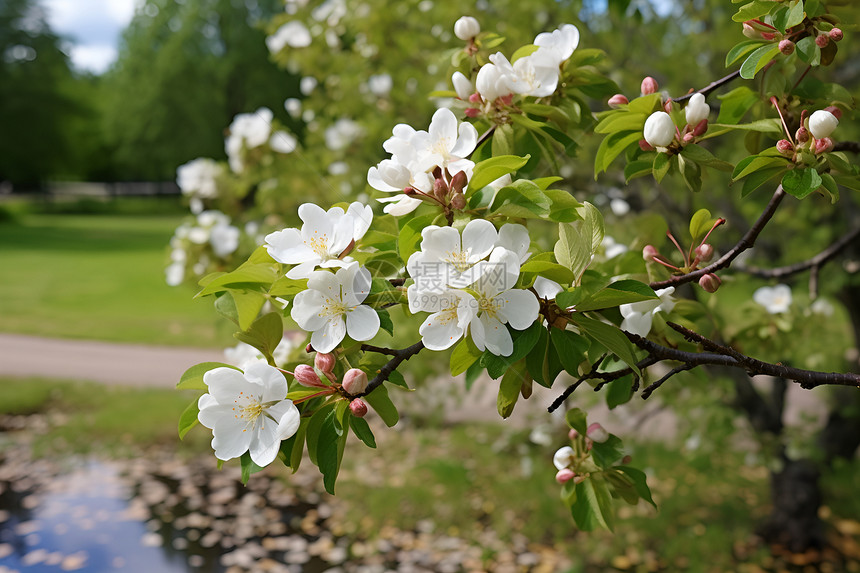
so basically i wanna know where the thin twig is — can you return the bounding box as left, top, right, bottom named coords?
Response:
left=360, top=344, right=400, bottom=356
left=641, top=363, right=698, bottom=400
left=672, top=70, right=742, bottom=104
left=650, top=186, right=787, bottom=289
left=735, top=227, right=860, bottom=279
left=354, top=341, right=425, bottom=398
left=833, top=141, right=860, bottom=154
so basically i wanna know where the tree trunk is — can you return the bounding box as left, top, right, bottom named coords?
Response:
left=757, top=456, right=825, bottom=552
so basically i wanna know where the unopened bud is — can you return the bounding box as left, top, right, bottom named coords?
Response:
left=468, top=92, right=483, bottom=104
left=403, top=186, right=417, bottom=196
left=433, top=177, right=448, bottom=200
left=742, top=23, right=759, bottom=39
left=587, top=422, right=609, bottom=444
left=663, top=99, right=674, bottom=114
left=695, top=243, right=714, bottom=262
left=450, top=170, right=467, bottom=194
left=815, top=137, right=834, bottom=155
left=779, top=39, right=795, bottom=55
left=639, top=139, right=655, bottom=152
left=305, top=343, right=314, bottom=353
left=342, top=368, right=369, bottom=395
left=453, top=16, right=480, bottom=41
left=815, top=34, right=829, bottom=48
left=450, top=192, right=466, bottom=210
left=761, top=32, right=776, bottom=41
left=643, top=245, right=659, bottom=262
left=693, top=119, right=709, bottom=137
left=776, top=139, right=794, bottom=155
left=568, top=428, right=579, bottom=440
left=555, top=468, right=576, bottom=484
left=640, top=76, right=658, bottom=95
left=349, top=399, right=368, bottom=417
left=824, top=106, right=842, bottom=120
left=829, top=28, right=843, bottom=42
left=314, top=353, right=336, bottom=374
left=682, top=132, right=695, bottom=144
left=698, top=273, right=722, bottom=293
left=621, top=455, right=633, bottom=465
left=608, top=94, right=629, bottom=108
left=809, top=110, right=839, bottom=139
left=294, top=364, right=327, bottom=388
left=795, top=126, right=809, bottom=143
left=464, top=107, right=480, bottom=118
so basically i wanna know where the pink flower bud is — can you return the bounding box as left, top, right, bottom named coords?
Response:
left=663, top=99, right=674, bottom=114
left=776, top=139, right=794, bottom=155
left=640, top=76, right=658, bottom=95
left=450, top=193, right=466, bottom=210
left=314, top=353, right=336, bottom=374
left=692, top=119, right=709, bottom=137
left=815, top=34, right=829, bottom=48
left=742, top=23, right=759, bottom=39
left=829, top=28, right=843, bottom=42
left=450, top=170, right=468, bottom=194
left=639, top=139, right=655, bottom=152
left=695, top=243, right=714, bottom=262
left=555, top=468, right=576, bottom=484
left=468, top=92, right=483, bottom=104
left=587, top=423, right=609, bottom=444
left=643, top=245, right=659, bottom=262
left=825, top=106, right=842, bottom=120
left=608, top=94, right=629, bottom=108
left=779, top=40, right=795, bottom=55
left=795, top=126, right=809, bottom=143
left=294, top=364, right=327, bottom=388
left=698, top=273, right=722, bottom=293
left=815, top=137, right=834, bottom=155
left=761, top=32, right=776, bottom=41
left=403, top=186, right=417, bottom=196
left=433, top=177, right=448, bottom=200
left=464, top=107, right=480, bottom=118
left=342, top=368, right=369, bottom=395
left=305, top=343, right=315, bottom=353
left=568, top=428, right=579, bottom=440
left=621, top=455, right=632, bottom=465
left=349, top=399, right=368, bottom=418
left=682, top=132, right=695, bottom=144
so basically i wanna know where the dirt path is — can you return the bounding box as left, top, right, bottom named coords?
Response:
left=0, top=333, right=224, bottom=387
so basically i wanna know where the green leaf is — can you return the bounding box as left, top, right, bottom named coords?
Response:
left=545, top=189, right=583, bottom=223
left=305, top=404, right=334, bottom=466
left=741, top=166, right=787, bottom=198
left=740, top=44, right=781, bottom=80
left=652, top=152, right=670, bottom=183
left=288, top=419, right=307, bottom=472
left=230, top=290, right=268, bottom=331
left=451, top=337, right=483, bottom=376
left=627, top=93, right=661, bottom=115
left=492, top=123, right=515, bottom=156
left=617, top=466, right=657, bottom=508
left=350, top=416, right=377, bottom=448
left=680, top=145, right=734, bottom=171
left=575, top=280, right=657, bottom=312
left=178, top=398, right=199, bottom=439
left=732, top=1, right=777, bottom=22
left=726, top=40, right=766, bottom=67
left=398, top=213, right=436, bottom=262
left=782, top=168, right=822, bottom=199
left=565, top=407, right=588, bottom=434
left=624, top=159, right=654, bottom=183
left=710, top=119, right=783, bottom=137
left=520, top=260, right=575, bottom=285
left=580, top=202, right=604, bottom=254
left=480, top=321, right=543, bottom=379
left=469, top=155, right=530, bottom=194
left=678, top=154, right=702, bottom=192
left=376, top=308, right=394, bottom=336
left=592, top=434, right=625, bottom=469
left=573, top=316, right=641, bottom=376
left=796, top=36, right=821, bottom=66
left=497, top=360, right=527, bottom=418
left=526, top=327, right=563, bottom=388
left=365, top=384, right=399, bottom=427
left=490, top=179, right=552, bottom=218
left=233, top=312, right=284, bottom=364
left=196, top=263, right=279, bottom=297
left=177, top=362, right=240, bottom=391
left=550, top=329, right=590, bottom=376
left=689, top=208, right=716, bottom=243
left=571, top=477, right=615, bottom=531
left=240, top=452, right=265, bottom=485
left=269, top=276, right=307, bottom=297
left=214, top=293, right=239, bottom=325
left=606, top=375, right=634, bottom=409
left=594, top=131, right=641, bottom=175
left=773, top=0, right=804, bottom=32
left=732, top=155, right=790, bottom=181
left=833, top=174, right=860, bottom=192
left=318, top=410, right=348, bottom=494
left=819, top=172, right=839, bottom=203
left=594, top=112, right=647, bottom=135
left=716, top=86, right=760, bottom=125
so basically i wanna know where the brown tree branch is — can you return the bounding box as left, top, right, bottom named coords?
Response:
left=354, top=341, right=425, bottom=398
left=672, top=70, right=742, bottom=104
left=833, top=141, right=860, bottom=154
left=735, top=226, right=860, bottom=280
left=650, top=185, right=787, bottom=289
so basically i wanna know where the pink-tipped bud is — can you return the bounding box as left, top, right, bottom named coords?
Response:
left=555, top=468, right=576, bottom=484
left=342, top=368, right=369, bottom=395
left=776, top=139, right=794, bottom=155
left=692, top=119, right=709, bottom=137
left=568, top=428, right=579, bottom=440
left=464, top=107, right=480, bottom=118
left=779, top=39, right=795, bottom=55
left=815, top=137, right=834, bottom=155
left=305, top=343, right=314, bottom=353
left=742, top=23, right=759, bottom=39
left=663, top=99, right=674, bottom=114
left=314, top=353, right=336, bottom=374
left=815, top=34, right=829, bottom=48
left=450, top=193, right=466, bottom=210
left=640, top=76, right=658, bottom=95
left=761, top=32, right=776, bottom=41
left=795, top=126, right=810, bottom=143
left=621, top=455, right=632, bottom=465
left=643, top=245, right=659, bottom=262
left=698, top=273, right=722, bottom=293
left=695, top=243, right=714, bottom=263
left=682, top=132, right=695, bottom=145
left=433, top=177, right=448, bottom=200
left=639, top=139, right=655, bottom=152
left=349, top=399, right=368, bottom=418
left=608, top=94, right=629, bottom=108
left=825, top=106, right=842, bottom=120
left=587, top=423, right=609, bottom=444
left=499, top=94, right=514, bottom=106
left=450, top=170, right=468, bottom=194
left=403, top=186, right=416, bottom=196
left=829, top=28, right=843, bottom=42
left=468, top=92, right=483, bottom=104
left=294, top=364, right=327, bottom=388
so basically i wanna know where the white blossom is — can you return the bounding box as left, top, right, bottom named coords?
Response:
left=270, top=131, right=297, bottom=154
left=198, top=364, right=301, bottom=466
left=210, top=223, right=240, bottom=258
left=753, top=284, right=792, bottom=314
left=475, top=63, right=511, bottom=102
left=685, top=93, right=710, bottom=126
left=534, top=276, right=563, bottom=300
left=324, top=118, right=364, bottom=151
left=267, top=21, right=312, bottom=53
left=226, top=108, right=274, bottom=172
left=291, top=263, right=380, bottom=353
left=411, top=107, right=478, bottom=173
left=643, top=111, right=676, bottom=148
left=165, top=261, right=185, bottom=286
left=553, top=445, right=575, bottom=470
left=808, top=110, right=839, bottom=139
left=489, top=52, right=559, bottom=98
left=533, top=23, right=580, bottom=65
left=407, top=219, right=498, bottom=290
left=452, top=71, right=473, bottom=100
left=453, top=16, right=480, bottom=41
left=620, top=287, right=676, bottom=337
left=367, top=73, right=393, bottom=97
left=407, top=286, right=477, bottom=350
left=177, top=158, right=221, bottom=199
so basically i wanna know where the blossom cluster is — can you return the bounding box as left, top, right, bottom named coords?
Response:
left=165, top=210, right=242, bottom=286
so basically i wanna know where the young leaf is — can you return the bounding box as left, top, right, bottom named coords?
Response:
left=450, top=337, right=483, bottom=376
left=782, top=168, right=823, bottom=199
left=469, top=155, right=530, bottom=193
left=178, top=398, right=200, bottom=439
left=606, top=375, right=634, bottom=409
left=318, top=410, right=349, bottom=494
left=573, top=316, right=641, bottom=376
left=565, top=407, right=588, bottom=434
left=365, top=385, right=399, bottom=427
left=398, top=213, right=436, bottom=262
left=234, top=312, right=284, bottom=364
left=497, top=360, right=527, bottom=418
left=740, top=44, right=782, bottom=79
left=617, top=466, right=657, bottom=509
left=240, top=452, right=265, bottom=485
left=571, top=477, right=615, bottom=531
left=350, top=416, right=377, bottom=448
left=177, top=362, right=240, bottom=391
left=550, top=329, right=590, bottom=376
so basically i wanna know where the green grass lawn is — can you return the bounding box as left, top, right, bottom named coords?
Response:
left=0, top=201, right=231, bottom=347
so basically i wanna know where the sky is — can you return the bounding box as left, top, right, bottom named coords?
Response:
left=41, top=0, right=137, bottom=74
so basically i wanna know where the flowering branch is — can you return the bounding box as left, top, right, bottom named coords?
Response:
left=354, top=341, right=425, bottom=398
left=649, top=186, right=787, bottom=289
left=735, top=226, right=860, bottom=280
left=672, top=70, right=741, bottom=104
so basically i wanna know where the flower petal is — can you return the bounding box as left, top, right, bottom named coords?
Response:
left=265, top=228, right=312, bottom=264
left=480, top=314, right=513, bottom=356
left=462, top=219, right=498, bottom=262
left=203, top=367, right=254, bottom=404
left=249, top=417, right=281, bottom=467
left=211, top=417, right=253, bottom=461
left=311, top=317, right=346, bottom=353
left=621, top=312, right=652, bottom=337
left=495, top=289, right=540, bottom=330
left=345, top=305, right=380, bottom=341
left=291, top=289, right=327, bottom=332
left=496, top=224, right=530, bottom=263
left=419, top=309, right=464, bottom=350
left=244, top=363, right=287, bottom=402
